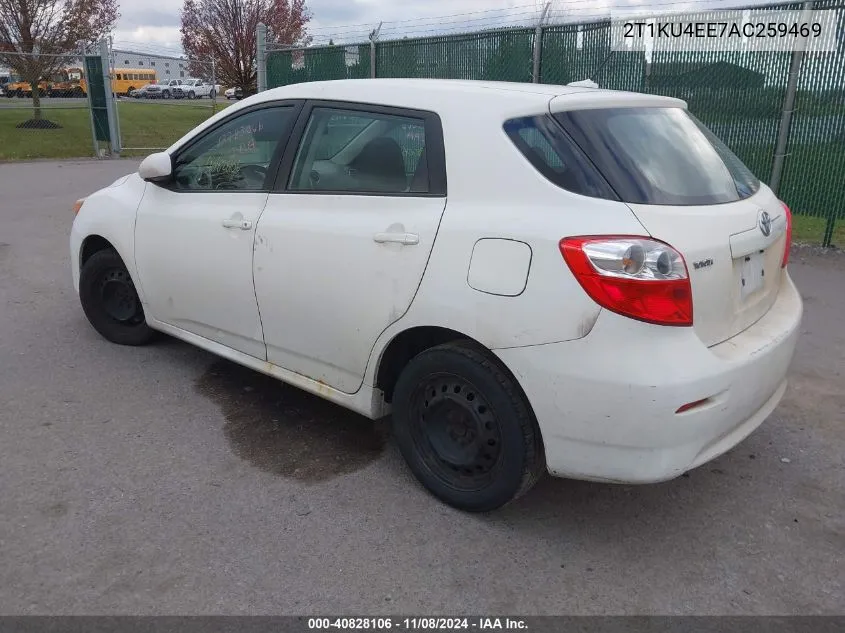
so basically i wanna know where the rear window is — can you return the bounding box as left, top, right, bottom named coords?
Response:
left=553, top=107, right=760, bottom=206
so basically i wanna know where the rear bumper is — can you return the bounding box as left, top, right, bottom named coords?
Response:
left=494, top=272, right=803, bottom=484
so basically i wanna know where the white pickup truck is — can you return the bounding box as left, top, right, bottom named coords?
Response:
left=174, top=78, right=216, bottom=99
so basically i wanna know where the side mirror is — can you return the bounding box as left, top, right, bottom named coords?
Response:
left=139, top=152, right=173, bottom=183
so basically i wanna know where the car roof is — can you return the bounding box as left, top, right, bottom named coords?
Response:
left=250, top=78, right=684, bottom=116
left=167, top=79, right=686, bottom=153
left=256, top=78, right=585, bottom=110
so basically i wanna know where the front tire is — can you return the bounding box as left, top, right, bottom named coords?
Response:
left=392, top=342, right=545, bottom=512
left=79, top=248, right=155, bottom=346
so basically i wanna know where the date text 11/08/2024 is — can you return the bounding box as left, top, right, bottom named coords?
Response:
left=307, top=618, right=528, bottom=630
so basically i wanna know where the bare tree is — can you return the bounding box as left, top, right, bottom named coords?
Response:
left=181, top=0, right=310, bottom=92
left=0, top=0, right=119, bottom=122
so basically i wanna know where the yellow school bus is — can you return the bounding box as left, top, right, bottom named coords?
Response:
left=111, top=68, right=157, bottom=95
left=77, top=68, right=158, bottom=96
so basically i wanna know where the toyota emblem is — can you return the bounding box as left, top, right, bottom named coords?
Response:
left=759, top=211, right=772, bottom=237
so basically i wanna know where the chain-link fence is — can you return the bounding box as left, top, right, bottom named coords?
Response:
left=0, top=49, right=106, bottom=160
left=1, top=42, right=225, bottom=159
left=262, top=0, right=845, bottom=246
left=266, top=43, right=371, bottom=85
left=110, top=50, right=222, bottom=152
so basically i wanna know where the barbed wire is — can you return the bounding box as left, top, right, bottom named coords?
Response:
left=112, top=41, right=186, bottom=58
left=302, top=0, right=787, bottom=45
left=309, top=0, right=764, bottom=43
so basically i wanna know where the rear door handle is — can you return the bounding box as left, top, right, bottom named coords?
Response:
left=373, top=232, right=419, bottom=245
left=222, top=218, right=253, bottom=230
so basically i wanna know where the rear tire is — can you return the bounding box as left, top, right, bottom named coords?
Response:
left=79, top=248, right=155, bottom=346
left=392, top=342, right=545, bottom=512
left=187, top=90, right=196, bottom=99
left=209, top=89, right=216, bottom=99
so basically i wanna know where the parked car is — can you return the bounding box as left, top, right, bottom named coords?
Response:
left=149, top=79, right=183, bottom=99
left=176, top=78, right=216, bottom=99
left=224, top=86, right=243, bottom=100
left=130, top=84, right=157, bottom=98
left=69, top=79, right=801, bottom=511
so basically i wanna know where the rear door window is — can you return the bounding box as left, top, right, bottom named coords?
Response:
left=288, top=107, right=431, bottom=194
left=553, top=107, right=760, bottom=205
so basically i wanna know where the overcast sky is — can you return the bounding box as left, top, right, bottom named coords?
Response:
left=113, top=0, right=772, bottom=54
left=113, top=0, right=632, bottom=53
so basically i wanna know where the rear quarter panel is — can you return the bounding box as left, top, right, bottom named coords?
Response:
left=364, top=94, right=649, bottom=385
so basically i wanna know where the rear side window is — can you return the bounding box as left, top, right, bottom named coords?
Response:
left=553, top=107, right=760, bottom=205
left=503, top=116, right=617, bottom=199
left=289, top=107, right=431, bottom=194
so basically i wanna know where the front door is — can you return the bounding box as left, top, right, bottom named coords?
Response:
left=254, top=102, right=448, bottom=392
left=134, top=103, right=300, bottom=359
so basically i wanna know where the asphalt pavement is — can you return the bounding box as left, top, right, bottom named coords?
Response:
left=0, top=160, right=843, bottom=615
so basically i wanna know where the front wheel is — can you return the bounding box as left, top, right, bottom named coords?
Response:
left=187, top=90, right=196, bottom=99
left=392, top=342, right=545, bottom=512
left=79, top=248, right=155, bottom=346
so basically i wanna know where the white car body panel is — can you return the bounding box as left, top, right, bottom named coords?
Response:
left=133, top=186, right=267, bottom=359
left=254, top=194, right=447, bottom=394
left=70, top=173, right=148, bottom=298
left=70, top=79, right=803, bottom=486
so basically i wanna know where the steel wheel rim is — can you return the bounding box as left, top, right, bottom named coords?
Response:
left=409, top=372, right=503, bottom=491
left=98, top=268, right=143, bottom=324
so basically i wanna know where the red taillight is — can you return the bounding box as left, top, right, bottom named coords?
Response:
left=560, top=236, right=693, bottom=327
left=781, top=201, right=792, bottom=268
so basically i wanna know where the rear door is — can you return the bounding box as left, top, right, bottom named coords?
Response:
left=553, top=105, right=788, bottom=346
left=254, top=101, right=447, bottom=393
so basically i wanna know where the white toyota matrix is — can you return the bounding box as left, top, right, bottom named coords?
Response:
left=71, top=79, right=802, bottom=511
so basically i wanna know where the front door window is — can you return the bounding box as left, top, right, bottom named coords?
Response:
left=172, top=106, right=296, bottom=191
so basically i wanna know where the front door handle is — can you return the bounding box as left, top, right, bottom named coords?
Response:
left=373, top=232, right=419, bottom=245
left=222, top=218, right=253, bottom=230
